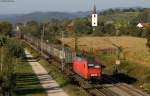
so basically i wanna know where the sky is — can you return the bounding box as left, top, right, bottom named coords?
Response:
left=0, top=0, right=150, bottom=14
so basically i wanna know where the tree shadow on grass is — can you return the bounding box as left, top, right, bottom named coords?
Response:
left=14, top=73, right=45, bottom=95
left=102, top=73, right=137, bottom=84
left=112, top=73, right=137, bottom=84
left=21, top=56, right=40, bottom=62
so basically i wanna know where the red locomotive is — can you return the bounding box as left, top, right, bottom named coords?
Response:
left=72, top=55, right=102, bottom=80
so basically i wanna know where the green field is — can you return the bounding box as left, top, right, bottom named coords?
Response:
left=14, top=59, right=46, bottom=96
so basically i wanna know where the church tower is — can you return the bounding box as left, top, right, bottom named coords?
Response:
left=92, top=1, right=98, bottom=29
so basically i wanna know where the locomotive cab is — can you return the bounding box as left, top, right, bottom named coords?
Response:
left=72, top=55, right=102, bottom=81
left=87, top=57, right=102, bottom=81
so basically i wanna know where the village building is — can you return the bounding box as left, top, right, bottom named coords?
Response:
left=137, top=22, right=150, bottom=28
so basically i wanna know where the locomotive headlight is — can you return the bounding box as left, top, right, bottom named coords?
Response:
left=91, top=74, right=97, bottom=76
left=88, top=64, right=94, bottom=67
left=95, top=65, right=100, bottom=68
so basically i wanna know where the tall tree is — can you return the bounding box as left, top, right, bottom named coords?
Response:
left=0, top=22, right=12, bottom=37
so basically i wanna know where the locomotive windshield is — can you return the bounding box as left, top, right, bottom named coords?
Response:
left=88, top=64, right=100, bottom=69
left=76, top=55, right=85, bottom=62
left=87, top=57, right=95, bottom=62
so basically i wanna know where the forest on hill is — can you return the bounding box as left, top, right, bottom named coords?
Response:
left=15, top=8, right=150, bottom=36
left=15, top=8, right=150, bottom=51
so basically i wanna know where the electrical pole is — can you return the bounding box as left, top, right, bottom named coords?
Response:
left=75, top=31, right=78, bottom=52
left=0, top=47, right=3, bottom=72
left=61, top=31, right=65, bottom=71
left=41, top=24, right=45, bottom=55
left=115, top=26, right=121, bottom=78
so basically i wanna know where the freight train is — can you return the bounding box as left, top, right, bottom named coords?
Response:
left=23, top=34, right=102, bottom=81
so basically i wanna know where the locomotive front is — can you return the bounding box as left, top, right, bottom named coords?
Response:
left=72, top=55, right=102, bottom=81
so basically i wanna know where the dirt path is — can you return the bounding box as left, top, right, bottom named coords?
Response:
left=25, top=50, right=68, bottom=96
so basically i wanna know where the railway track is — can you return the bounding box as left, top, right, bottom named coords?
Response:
left=22, top=36, right=150, bottom=96
left=102, top=75, right=149, bottom=96
left=95, top=87, right=120, bottom=96
left=116, top=83, right=150, bottom=96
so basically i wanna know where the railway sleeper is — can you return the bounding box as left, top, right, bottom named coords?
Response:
left=89, top=89, right=106, bottom=96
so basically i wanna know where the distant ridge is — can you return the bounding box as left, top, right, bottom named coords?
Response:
left=0, top=11, right=91, bottom=24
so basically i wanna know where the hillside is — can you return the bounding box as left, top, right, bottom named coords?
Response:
left=99, top=12, right=140, bottom=24
left=0, top=11, right=90, bottom=24
left=0, top=7, right=149, bottom=26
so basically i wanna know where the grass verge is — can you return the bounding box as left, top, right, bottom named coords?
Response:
left=14, top=59, right=47, bottom=96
